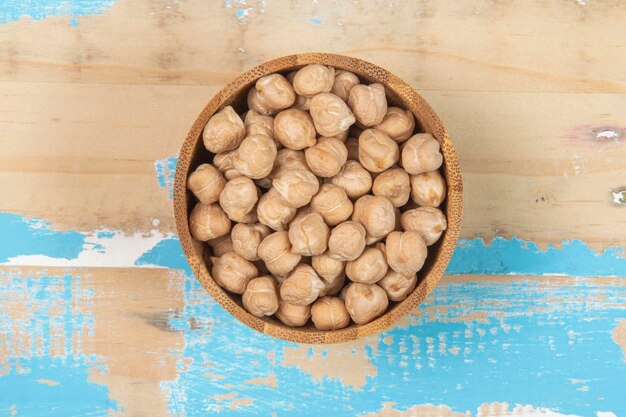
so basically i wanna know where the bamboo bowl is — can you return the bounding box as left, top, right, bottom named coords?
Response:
left=173, top=53, right=463, bottom=344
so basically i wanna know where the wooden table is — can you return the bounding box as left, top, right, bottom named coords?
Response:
left=1, top=1, right=625, bottom=416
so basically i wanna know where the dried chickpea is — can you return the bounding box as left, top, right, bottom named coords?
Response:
left=233, top=134, right=277, bottom=179
left=385, top=231, right=427, bottom=276
left=358, top=129, right=399, bottom=173
left=374, top=107, right=415, bottom=143
left=328, top=221, right=366, bottom=261
left=311, top=252, right=345, bottom=281
left=243, top=276, right=279, bottom=317
left=401, top=207, right=447, bottom=246
left=372, top=168, right=410, bottom=207
left=310, top=183, right=353, bottom=226
left=257, top=188, right=297, bottom=231
left=344, top=283, right=388, bottom=325
left=268, top=149, right=308, bottom=179
left=187, top=163, right=226, bottom=204
left=410, top=170, right=446, bottom=207
left=345, top=137, right=359, bottom=160
left=331, top=70, right=360, bottom=102
left=275, top=299, right=311, bottom=327
left=244, top=110, right=274, bottom=139
left=378, top=271, right=417, bottom=302
left=231, top=223, right=271, bottom=261
left=280, top=264, right=325, bottom=306
left=346, top=245, right=388, bottom=284
left=273, top=168, right=320, bottom=208
left=293, top=64, right=335, bottom=97
left=311, top=297, right=351, bottom=330
left=248, top=74, right=296, bottom=115
left=348, top=83, right=387, bottom=127
left=319, top=273, right=346, bottom=297
left=288, top=212, right=330, bottom=256
left=219, top=177, right=259, bottom=222
left=330, top=160, right=372, bottom=200
left=207, top=234, right=234, bottom=256
left=353, top=195, right=396, bottom=241
left=401, top=133, right=443, bottom=175
left=339, top=283, right=351, bottom=300
left=273, top=109, right=317, bottom=150
left=304, top=138, right=348, bottom=178
left=258, top=231, right=302, bottom=276
left=309, top=93, right=356, bottom=138
left=189, top=202, right=231, bottom=241
left=293, top=94, right=312, bottom=111
left=212, top=150, right=242, bottom=180
left=202, top=106, right=246, bottom=153
left=211, top=252, right=258, bottom=294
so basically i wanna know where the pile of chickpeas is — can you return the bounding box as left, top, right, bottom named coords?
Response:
left=187, top=64, right=447, bottom=330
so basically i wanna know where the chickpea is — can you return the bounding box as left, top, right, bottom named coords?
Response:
left=401, top=207, right=447, bottom=246
left=288, top=212, right=330, bottom=256
left=309, top=93, right=356, bottom=138
left=328, top=221, right=366, bottom=261
left=202, top=106, right=246, bottom=153
left=189, top=202, right=231, bottom=241
left=233, top=134, right=277, bottom=179
left=311, top=252, right=345, bottom=281
left=211, top=252, right=258, bottom=294
left=401, top=133, right=443, bottom=175
left=378, top=270, right=417, bottom=302
left=212, top=150, right=242, bottom=180
left=311, top=297, right=351, bottom=330
left=273, top=168, right=320, bottom=208
left=244, top=110, right=274, bottom=139
left=358, top=129, right=399, bottom=173
left=268, top=149, right=308, bottom=180
left=352, top=195, right=395, bottom=241
left=345, top=137, right=359, bottom=160
left=331, top=70, right=360, bottom=102
left=385, top=231, right=427, bottom=276
left=273, top=109, right=317, bottom=150
left=247, top=87, right=272, bottom=115
left=243, top=276, right=279, bottom=317
left=344, top=283, right=388, bottom=325
left=410, top=170, right=447, bottom=207
left=207, top=234, right=234, bottom=257
left=374, top=107, right=415, bottom=143
left=258, top=231, right=301, bottom=276
left=231, top=223, right=271, bottom=261
left=346, top=246, right=388, bottom=284
left=330, top=160, right=372, bottom=200
left=187, top=163, right=226, bottom=205
left=275, top=299, right=311, bottom=327
left=310, top=183, right=353, bottom=226
left=293, top=64, right=335, bottom=97
left=219, top=177, right=259, bottom=222
left=280, top=264, right=325, bottom=306
left=248, top=74, right=296, bottom=115
left=319, top=273, right=346, bottom=297
left=304, top=138, right=348, bottom=178
left=293, top=94, right=312, bottom=111
left=372, top=168, right=410, bottom=207
left=348, top=83, right=387, bottom=127
left=257, top=188, right=297, bottom=231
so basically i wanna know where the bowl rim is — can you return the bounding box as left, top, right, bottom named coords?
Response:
left=173, top=52, right=463, bottom=344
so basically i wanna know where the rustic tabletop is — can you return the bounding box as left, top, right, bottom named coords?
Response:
left=1, top=1, right=625, bottom=416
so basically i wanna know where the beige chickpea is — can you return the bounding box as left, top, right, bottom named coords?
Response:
left=212, top=150, right=242, bottom=180
left=339, top=283, right=351, bottom=300
left=187, top=163, right=226, bottom=205
left=189, top=202, right=231, bottom=241
left=258, top=231, right=301, bottom=276
left=348, top=83, right=388, bottom=127
left=244, top=110, right=274, bottom=139
left=309, top=93, right=356, bottom=137
left=345, top=137, right=359, bottom=160
left=243, top=276, right=279, bottom=317
left=288, top=212, right=330, bottom=256
left=358, top=129, right=399, bottom=173
left=268, top=149, right=308, bottom=180
left=291, top=205, right=317, bottom=224
left=374, top=107, right=415, bottom=143
left=310, top=184, right=353, bottom=226
left=210, top=252, right=258, bottom=294
left=378, top=271, right=417, bottom=302
left=320, top=129, right=349, bottom=142
left=330, top=160, right=372, bottom=200
left=311, top=297, right=351, bottom=330
left=304, top=138, right=348, bottom=178
left=219, top=177, right=259, bottom=222
left=353, top=195, right=395, bottom=241
left=293, top=64, right=335, bottom=97
left=280, top=264, right=325, bottom=306
left=273, top=168, right=319, bottom=208
left=372, top=168, right=411, bottom=207
left=410, top=170, right=447, bottom=207
left=231, top=223, right=271, bottom=261
left=273, top=109, right=317, bottom=150
left=293, top=94, right=312, bottom=111
left=202, top=106, right=246, bottom=153
left=346, top=246, right=388, bottom=284
left=331, top=70, right=360, bottom=102
left=385, top=231, right=427, bottom=276
left=344, top=283, right=389, bottom=325
left=311, top=252, right=345, bottom=281
left=257, top=188, right=297, bottom=231
left=247, top=74, right=296, bottom=115
left=401, top=207, right=447, bottom=246
left=319, top=273, right=346, bottom=297
left=275, top=299, right=311, bottom=327
left=233, top=134, right=277, bottom=179
left=328, top=221, right=366, bottom=261
left=207, top=234, right=234, bottom=256
left=401, top=133, right=443, bottom=175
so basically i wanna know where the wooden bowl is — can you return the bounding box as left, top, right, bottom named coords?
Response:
left=173, top=53, right=463, bottom=344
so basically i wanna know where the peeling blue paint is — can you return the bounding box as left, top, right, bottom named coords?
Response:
left=154, top=157, right=177, bottom=200
left=309, top=17, right=323, bottom=24
left=135, top=238, right=189, bottom=271
left=0, top=0, right=116, bottom=25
